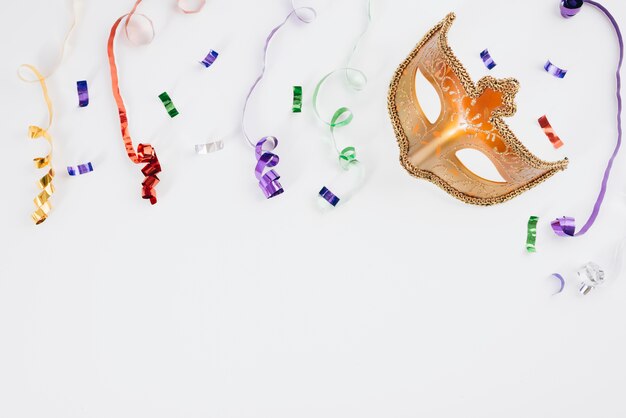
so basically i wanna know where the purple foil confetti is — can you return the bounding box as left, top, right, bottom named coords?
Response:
left=544, top=60, right=568, bottom=78
left=480, top=49, right=497, bottom=70
left=319, top=186, right=340, bottom=207
left=67, top=162, right=94, bottom=176
left=551, top=273, right=566, bottom=295
left=77, top=80, right=89, bottom=107
left=255, top=136, right=283, bottom=199
left=201, top=50, right=219, bottom=68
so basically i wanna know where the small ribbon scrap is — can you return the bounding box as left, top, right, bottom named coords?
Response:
left=526, top=216, right=539, bottom=253
left=201, top=50, right=219, bottom=68
left=77, top=80, right=89, bottom=107
left=550, top=273, right=566, bottom=295
left=538, top=115, right=564, bottom=149
left=67, top=162, right=94, bottom=176
left=480, top=49, right=497, bottom=70
left=292, top=85, right=302, bottom=113
left=195, top=140, right=224, bottom=155
left=544, top=60, right=568, bottom=78
left=159, top=92, right=179, bottom=118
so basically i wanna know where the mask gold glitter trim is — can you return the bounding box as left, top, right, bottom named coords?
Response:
left=387, top=13, right=569, bottom=205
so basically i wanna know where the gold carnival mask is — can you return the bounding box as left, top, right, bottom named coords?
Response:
left=388, top=13, right=569, bottom=205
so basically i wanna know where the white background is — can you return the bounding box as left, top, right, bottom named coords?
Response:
left=1, top=0, right=625, bottom=416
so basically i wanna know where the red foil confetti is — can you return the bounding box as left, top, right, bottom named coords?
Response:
left=538, top=115, right=564, bottom=149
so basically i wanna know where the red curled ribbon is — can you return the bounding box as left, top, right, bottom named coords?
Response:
left=107, top=1, right=161, bottom=204
left=538, top=115, right=564, bottom=149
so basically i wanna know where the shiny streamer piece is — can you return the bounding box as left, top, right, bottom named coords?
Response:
left=195, top=141, right=224, bottom=155
left=544, top=60, right=568, bottom=78
left=578, top=262, right=605, bottom=295
left=67, top=162, right=94, bottom=176
left=480, top=49, right=497, bottom=70
left=77, top=80, right=89, bottom=107
left=292, top=86, right=303, bottom=113
left=107, top=0, right=162, bottom=204
left=538, top=115, right=564, bottom=148
left=319, top=186, right=340, bottom=207
left=255, top=137, right=284, bottom=198
left=201, top=50, right=219, bottom=68
left=551, top=273, right=566, bottom=295
left=526, top=216, right=539, bottom=253
left=20, top=65, right=56, bottom=225
left=551, top=0, right=623, bottom=238
left=177, top=0, right=206, bottom=14
left=241, top=6, right=316, bottom=198
left=159, top=92, right=179, bottom=118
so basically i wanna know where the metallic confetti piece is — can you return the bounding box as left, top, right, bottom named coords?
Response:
left=551, top=0, right=623, bottom=238
left=177, top=0, right=206, bottom=14
left=20, top=66, right=56, bottom=225
left=292, top=86, right=302, bottom=113
left=77, top=80, right=89, bottom=107
left=544, top=60, right=568, bottom=78
left=158, top=92, right=179, bottom=118
left=319, top=186, right=340, bottom=207
left=526, top=216, right=539, bottom=253
left=480, top=49, right=497, bottom=70
left=255, top=136, right=283, bottom=199
left=241, top=6, right=316, bottom=197
left=108, top=2, right=162, bottom=205
left=67, top=162, right=93, bottom=176
left=577, top=262, right=605, bottom=295
left=550, top=273, right=566, bottom=295
left=561, top=0, right=583, bottom=18
left=195, top=141, right=224, bottom=155
left=201, top=49, right=219, bottom=68
left=538, top=115, right=564, bottom=149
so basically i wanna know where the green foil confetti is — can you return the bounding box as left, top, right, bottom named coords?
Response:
left=526, top=215, right=539, bottom=253
left=158, top=91, right=179, bottom=118
left=292, top=86, right=302, bottom=113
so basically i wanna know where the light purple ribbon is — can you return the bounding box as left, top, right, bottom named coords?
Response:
left=552, top=0, right=623, bottom=238
left=551, top=273, right=566, bottom=295
left=240, top=6, right=315, bottom=198
left=255, top=136, right=283, bottom=199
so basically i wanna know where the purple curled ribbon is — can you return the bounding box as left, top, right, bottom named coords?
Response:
left=67, top=162, right=94, bottom=176
left=544, top=60, right=568, bottom=78
left=255, top=136, right=283, bottom=199
left=201, top=50, right=218, bottom=68
left=561, top=0, right=583, bottom=18
left=77, top=80, right=89, bottom=107
left=319, top=186, right=340, bottom=207
left=480, top=49, right=497, bottom=70
left=551, top=0, right=623, bottom=238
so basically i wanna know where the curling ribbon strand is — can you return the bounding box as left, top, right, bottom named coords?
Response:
left=241, top=5, right=316, bottom=198
left=107, top=2, right=162, bottom=204
left=20, top=65, right=56, bottom=225
left=241, top=6, right=316, bottom=147
left=552, top=0, right=623, bottom=237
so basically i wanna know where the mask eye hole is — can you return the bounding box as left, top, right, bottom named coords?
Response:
left=455, top=149, right=507, bottom=183
left=414, top=68, right=442, bottom=125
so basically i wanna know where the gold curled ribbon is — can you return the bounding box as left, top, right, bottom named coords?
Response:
left=20, top=65, right=55, bottom=225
